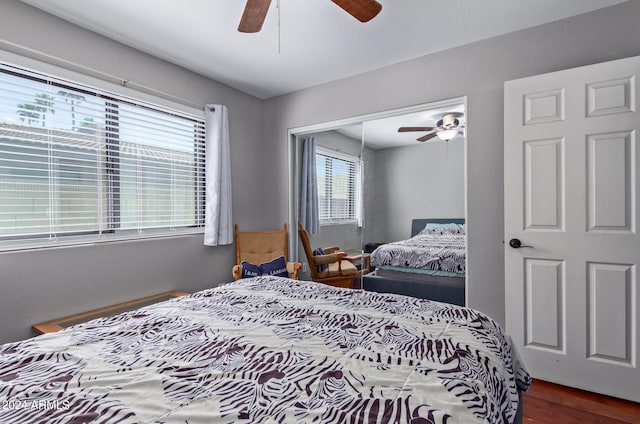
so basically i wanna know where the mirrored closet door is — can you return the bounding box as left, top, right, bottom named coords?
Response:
left=289, top=97, right=467, bottom=301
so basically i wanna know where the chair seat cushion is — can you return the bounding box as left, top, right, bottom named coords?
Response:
left=318, top=260, right=358, bottom=278
left=241, top=256, right=289, bottom=278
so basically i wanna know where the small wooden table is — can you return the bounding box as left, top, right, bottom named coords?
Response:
left=33, top=290, right=189, bottom=334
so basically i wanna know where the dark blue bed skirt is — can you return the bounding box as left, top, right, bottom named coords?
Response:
left=362, top=270, right=465, bottom=306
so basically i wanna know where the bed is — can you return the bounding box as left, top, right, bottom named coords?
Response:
left=365, top=219, right=466, bottom=305
left=0, top=276, right=528, bottom=423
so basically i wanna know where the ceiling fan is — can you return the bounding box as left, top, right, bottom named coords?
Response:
left=238, top=0, right=383, bottom=33
left=398, top=112, right=465, bottom=142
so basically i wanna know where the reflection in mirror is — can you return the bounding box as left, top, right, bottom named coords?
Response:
left=359, top=101, right=466, bottom=306
left=294, top=127, right=367, bottom=288
left=360, top=103, right=465, bottom=243
left=290, top=97, right=466, bottom=305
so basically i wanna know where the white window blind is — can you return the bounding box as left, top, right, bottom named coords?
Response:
left=316, top=148, right=360, bottom=223
left=0, top=63, right=205, bottom=249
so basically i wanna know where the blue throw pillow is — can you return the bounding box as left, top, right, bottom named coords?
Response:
left=241, top=256, right=289, bottom=279
left=240, top=261, right=261, bottom=278
left=259, top=256, right=289, bottom=278
left=313, top=248, right=327, bottom=272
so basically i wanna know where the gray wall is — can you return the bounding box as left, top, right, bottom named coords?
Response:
left=369, top=139, right=465, bottom=243
left=0, top=1, right=265, bottom=343
left=261, top=1, right=640, bottom=326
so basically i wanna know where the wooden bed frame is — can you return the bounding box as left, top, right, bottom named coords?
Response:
left=362, top=218, right=466, bottom=306
left=33, top=290, right=189, bottom=334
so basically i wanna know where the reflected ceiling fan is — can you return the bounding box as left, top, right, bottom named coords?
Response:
left=238, top=0, right=382, bottom=33
left=398, top=112, right=465, bottom=142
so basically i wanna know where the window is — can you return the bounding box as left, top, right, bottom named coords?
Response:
left=316, top=148, right=361, bottom=223
left=0, top=63, right=205, bottom=250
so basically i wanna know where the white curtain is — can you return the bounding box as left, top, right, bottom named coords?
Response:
left=355, top=155, right=364, bottom=228
left=204, top=104, right=233, bottom=246
left=300, top=136, right=319, bottom=234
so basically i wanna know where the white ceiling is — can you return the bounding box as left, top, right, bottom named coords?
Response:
left=21, top=0, right=626, bottom=100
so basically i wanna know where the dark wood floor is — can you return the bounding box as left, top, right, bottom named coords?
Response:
left=522, top=379, right=640, bottom=423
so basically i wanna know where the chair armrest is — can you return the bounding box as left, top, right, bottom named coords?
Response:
left=335, top=252, right=350, bottom=274
left=313, top=253, right=342, bottom=265
left=232, top=264, right=242, bottom=281
left=287, top=261, right=302, bottom=280
left=323, top=246, right=340, bottom=254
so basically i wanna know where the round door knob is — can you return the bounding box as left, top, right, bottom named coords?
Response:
left=509, top=238, right=532, bottom=248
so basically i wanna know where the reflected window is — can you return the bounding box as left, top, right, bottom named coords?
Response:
left=316, top=147, right=360, bottom=223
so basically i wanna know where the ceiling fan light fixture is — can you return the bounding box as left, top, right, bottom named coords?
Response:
left=437, top=129, right=458, bottom=141
left=397, top=111, right=465, bottom=143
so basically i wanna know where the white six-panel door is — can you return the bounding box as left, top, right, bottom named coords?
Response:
left=504, top=56, right=640, bottom=402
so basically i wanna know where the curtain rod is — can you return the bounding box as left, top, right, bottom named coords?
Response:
left=0, top=39, right=204, bottom=110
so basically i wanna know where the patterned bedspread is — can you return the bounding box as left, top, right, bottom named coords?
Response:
left=371, top=232, right=466, bottom=275
left=0, top=277, right=529, bottom=423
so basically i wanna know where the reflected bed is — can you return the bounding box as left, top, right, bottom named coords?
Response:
left=364, top=219, right=466, bottom=305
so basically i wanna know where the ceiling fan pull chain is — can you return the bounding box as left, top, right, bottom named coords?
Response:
left=277, top=0, right=281, bottom=54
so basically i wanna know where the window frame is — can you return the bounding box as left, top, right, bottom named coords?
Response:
left=0, top=56, right=206, bottom=252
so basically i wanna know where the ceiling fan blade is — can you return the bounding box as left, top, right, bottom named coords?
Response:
left=398, top=126, right=435, bottom=133
left=238, top=0, right=272, bottom=33
left=417, top=133, right=438, bottom=142
left=330, top=0, right=382, bottom=23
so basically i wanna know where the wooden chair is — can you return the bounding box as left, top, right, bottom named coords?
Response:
left=232, top=223, right=302, bottom=280
left=297, top=221, right=357, bottom=289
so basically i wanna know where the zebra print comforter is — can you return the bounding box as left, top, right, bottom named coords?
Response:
left=0, top=276, right=529, bottom=423
left=371, top=232, right=466, bottom=275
